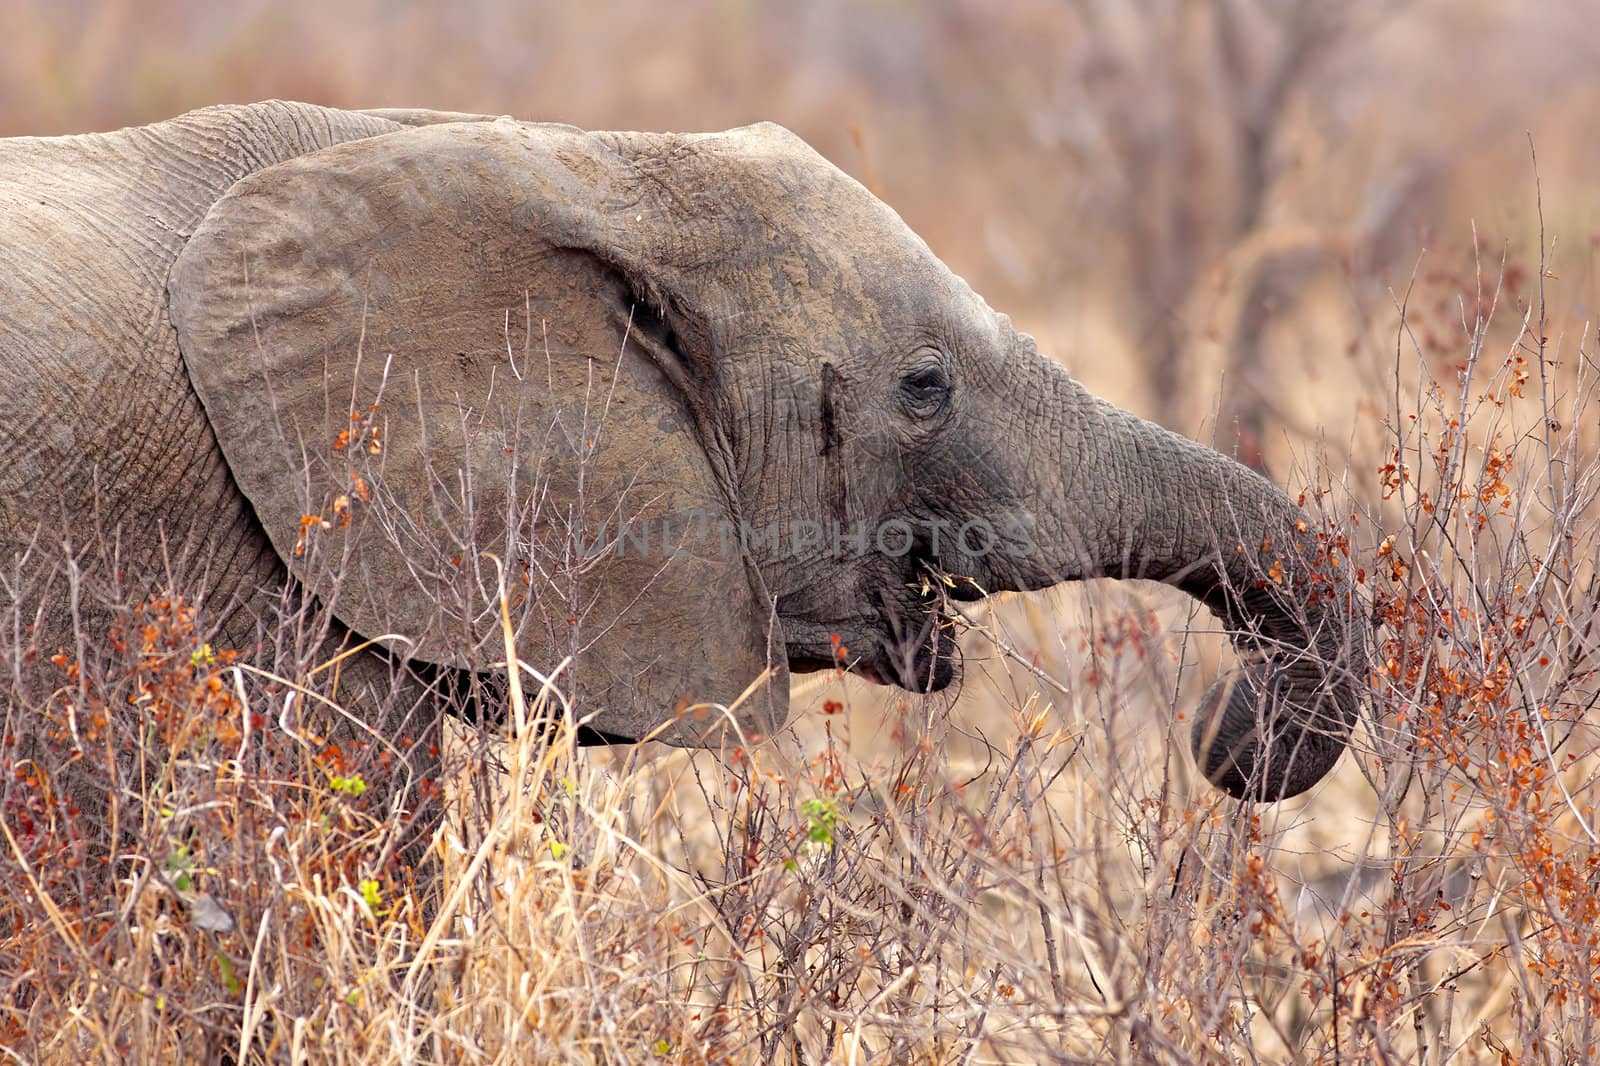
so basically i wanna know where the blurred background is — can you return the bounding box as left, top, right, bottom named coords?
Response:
left=7, top=0, right=1599, bottom=463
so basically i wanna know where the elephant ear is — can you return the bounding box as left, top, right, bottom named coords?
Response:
left=167, top=120, right=786, bottom=746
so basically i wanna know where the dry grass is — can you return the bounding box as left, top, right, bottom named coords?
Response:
left=3, top=234, right=1598, bottom=1063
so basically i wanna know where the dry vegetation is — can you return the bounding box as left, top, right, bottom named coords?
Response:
left=5, top=1, right=1600, bottom=1062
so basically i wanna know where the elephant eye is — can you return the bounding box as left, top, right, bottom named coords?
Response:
left=900, top=364, right=951, bottom=418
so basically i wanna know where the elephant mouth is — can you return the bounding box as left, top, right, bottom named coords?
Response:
left=871, top=603, right=957, bottom=691
left=786, top=603, right=957, bottom=694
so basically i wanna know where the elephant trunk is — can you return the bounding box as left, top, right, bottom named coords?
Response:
left=1008, top=353, right=1365, bottom=801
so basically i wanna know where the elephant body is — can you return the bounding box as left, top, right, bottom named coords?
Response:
left=1, top=102, right=1365, bottom=804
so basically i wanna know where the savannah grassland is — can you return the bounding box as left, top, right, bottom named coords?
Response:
left=4, top=3, right=1600, bottom=1063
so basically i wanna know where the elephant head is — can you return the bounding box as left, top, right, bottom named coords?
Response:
left=167, top=117, right=1364, bottom=801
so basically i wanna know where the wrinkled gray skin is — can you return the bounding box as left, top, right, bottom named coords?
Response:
left=0, top=102, right=1364, bottom=801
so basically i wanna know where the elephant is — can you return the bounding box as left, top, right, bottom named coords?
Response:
left=0, top=100, right=1364, bottom=806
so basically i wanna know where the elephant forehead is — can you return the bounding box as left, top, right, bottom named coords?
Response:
left=603, top=128, right=938, bottom=255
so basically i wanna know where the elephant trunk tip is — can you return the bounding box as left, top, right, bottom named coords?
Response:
left=1190, top=661, right=1360, bottom=803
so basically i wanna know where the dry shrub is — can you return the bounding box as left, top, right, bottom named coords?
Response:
left=2, top=227, right=1599, bottom=1066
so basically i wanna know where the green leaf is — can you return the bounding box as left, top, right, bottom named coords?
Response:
left=330, top=774, right=367, bottom=797
left=801, top=797, right=840, bottom=847
left=359, top=878, right=386, bottom=916
left=167, top=845, right=195, bottom=892
left=216, top=951, right=242, bottom=997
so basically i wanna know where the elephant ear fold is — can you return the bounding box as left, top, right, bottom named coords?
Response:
left=166, top=121, right=787, bottom=746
